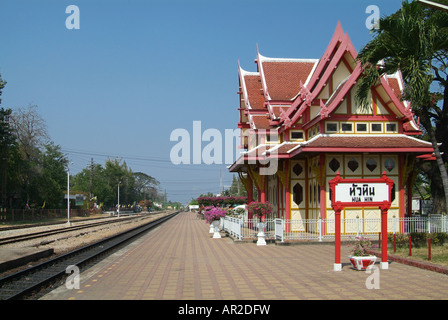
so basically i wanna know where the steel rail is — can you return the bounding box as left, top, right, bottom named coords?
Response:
left=0, top=211, right=179, bottom=300
left=0, top=213, right=150, bottom=246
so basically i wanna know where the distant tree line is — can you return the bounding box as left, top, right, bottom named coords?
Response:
left=0, top=74, right=160, bottom=210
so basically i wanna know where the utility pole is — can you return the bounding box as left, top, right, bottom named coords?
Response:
left=220, top=169, right=223, bottom=195
left=89, top=158, right=93, bottom=200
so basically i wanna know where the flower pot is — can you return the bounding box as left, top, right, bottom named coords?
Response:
left=212, top=220, right=221, bottom=239
left=348, top=255, right=377, bottom=271
left=256, top=222, right=266, bottom=246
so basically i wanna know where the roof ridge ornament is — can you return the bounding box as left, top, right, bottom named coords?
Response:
left=300, top=80, right=312, bottom=107
left=320, top=99, right=330, bottom=119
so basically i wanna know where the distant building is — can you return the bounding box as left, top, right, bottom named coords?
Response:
left=229, top=22, right=434, bottom=232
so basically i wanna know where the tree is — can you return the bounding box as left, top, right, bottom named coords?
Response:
left=0, top=74, right=14, bottom=207
left=133, top=172, right=159, bottom=201
left=40, top=143, right=68, bottom=208
left=72, top=159, right=161, bottom=209
left=355, top=0, right=448, bottom=214
left=72, top=163, right=114, bottom=208
left=9, top=105, right=50, bottom=206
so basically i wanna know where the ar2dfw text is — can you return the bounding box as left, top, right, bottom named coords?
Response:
left=178, top=304, right=270, bottom=317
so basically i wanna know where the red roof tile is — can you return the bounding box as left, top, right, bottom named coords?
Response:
left=261, top=60, right=316, bottom=101
left=250, top=114, right=273, bottom=130
left=244, top=74, right=265, bottom=110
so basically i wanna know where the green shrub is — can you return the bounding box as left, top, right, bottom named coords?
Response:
left=390, top=233, right=409, bottom=248
left=409, top=232, right=428, bottom=247
left=429, top=233, right=448, bottom=246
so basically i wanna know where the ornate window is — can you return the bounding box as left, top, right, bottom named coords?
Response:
left=341, top=123, right=353, bottom=132
left=329, top=158, right=340, bottom=172
left=290, top=131, right=304, bottom=140
left=366, top=158, right=377, bottom=172
left=292, top=163, right=303, bottom=177
left=356, top=123, right=367, bottom=132
left=326, top=122, right=338, bottom=133
left=293, top=183, right=303, bottom=206
left=386, top=123, right=397, bottom=132
left=385, top=158, right=395, bottom=172
left=371, top=123, right=382, bottom=132
left=347, top=158, right=359, bottom=172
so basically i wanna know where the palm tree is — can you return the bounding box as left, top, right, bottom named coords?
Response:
left=355, top=0, right=448, bottom=214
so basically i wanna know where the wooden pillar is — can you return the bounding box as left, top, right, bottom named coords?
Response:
left=319, top=153, right=326, bottom=220
left=334, top=205, right=343, bottom=271
left=380, top=204, right=389, bottom=269
left=285, top=160, right=291, bottom=221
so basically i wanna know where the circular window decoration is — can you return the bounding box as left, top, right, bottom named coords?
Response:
left=366, top=158, right=377, bottom=172
left=329, top=158, right=340, bottom=172
left=385, top=158, right=395, bottom=172
left=347, top=158, right=359, bottom=172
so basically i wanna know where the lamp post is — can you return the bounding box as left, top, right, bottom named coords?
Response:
left=117, top=181, right=121, bottom=218
left=66, top=164, right=72, bottom=226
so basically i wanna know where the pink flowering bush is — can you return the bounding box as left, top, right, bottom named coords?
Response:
left=203, top=207, right=227, bottom=223
left=197, top=196, right=247, bottom=207
left=247, top=201, right=274, bottom=218
left=347, top=236, right=377, bottom=256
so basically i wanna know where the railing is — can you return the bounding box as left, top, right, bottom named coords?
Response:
left=221, top=215, right=448, bottom=242
left=221, top=217, right=276, bottom=240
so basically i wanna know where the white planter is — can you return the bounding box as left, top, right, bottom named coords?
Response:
left=212, top=220, right=221, bottom=238
left=348, top=255, right=377, bottom=271
left=209, top=222, right=214, bottom=233
left=256, top=222, right=266, bottom=246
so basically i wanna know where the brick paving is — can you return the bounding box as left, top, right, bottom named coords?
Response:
left=41, top=211, right=448, bottom=300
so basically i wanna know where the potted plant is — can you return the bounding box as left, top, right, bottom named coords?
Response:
left=247, top=201, right=273, bottom=246
left=203, top=207, right=226, bottom=238
left=247, top=201, right=273, bottom=219
left=202, top=206, right=215, bottom=233
left=348, top=236, right=378, bottom=270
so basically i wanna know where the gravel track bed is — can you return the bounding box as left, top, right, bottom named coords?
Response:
left=0, top=212, right=174, bottom=278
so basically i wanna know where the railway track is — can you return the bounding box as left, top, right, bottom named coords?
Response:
left=0, top=211, right=180, bottom=300
left=0, top=213, right=150, bottom=246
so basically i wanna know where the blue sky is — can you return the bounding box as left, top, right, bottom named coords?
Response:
left=0, top=0, right=404, bottom=204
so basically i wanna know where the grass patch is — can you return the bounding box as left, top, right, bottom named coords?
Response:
left=391, top=243, right=448, bottom=268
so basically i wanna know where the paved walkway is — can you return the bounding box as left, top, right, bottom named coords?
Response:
left=42, top=211, right=448, bottom=300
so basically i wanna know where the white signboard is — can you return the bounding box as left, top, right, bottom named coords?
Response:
left=335, top=183, right=389, bottom=203
left=189, top=205, right=199, bottom=211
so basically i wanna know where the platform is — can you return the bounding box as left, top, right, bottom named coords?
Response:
left=39, top=211, right=448, bottom=301
left=0, top=247, right=54, bottom=274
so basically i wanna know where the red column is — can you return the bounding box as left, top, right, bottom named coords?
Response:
left=380, top=204, right=389, bottom=269
left=285, top=160, right=291, bottom=232
left=334, top=205, right=343, bottom=271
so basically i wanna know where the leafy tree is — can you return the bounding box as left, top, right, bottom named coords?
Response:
left=40, top=143, right=68, bottom=208
left=133, top=171, right=159, bottom=201
left=0, top=74, right=14, bottom=207
left=356, top=0, right=448, bottom=213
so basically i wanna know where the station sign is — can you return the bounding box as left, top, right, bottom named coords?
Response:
left=328, top=171, right=394, bottom=271
left=334, top=182, right=389, bottom=203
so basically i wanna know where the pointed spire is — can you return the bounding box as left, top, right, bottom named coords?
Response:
left=334, top=20, right=344, bottom=38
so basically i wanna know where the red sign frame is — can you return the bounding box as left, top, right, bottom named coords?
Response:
left=328, top=171, right=394, bottom=271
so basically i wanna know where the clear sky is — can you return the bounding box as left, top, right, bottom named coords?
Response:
left=0, top=0, right=404, bottom=204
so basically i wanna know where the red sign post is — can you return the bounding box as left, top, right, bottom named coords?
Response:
left=328, top=172, right=394, bottom=271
